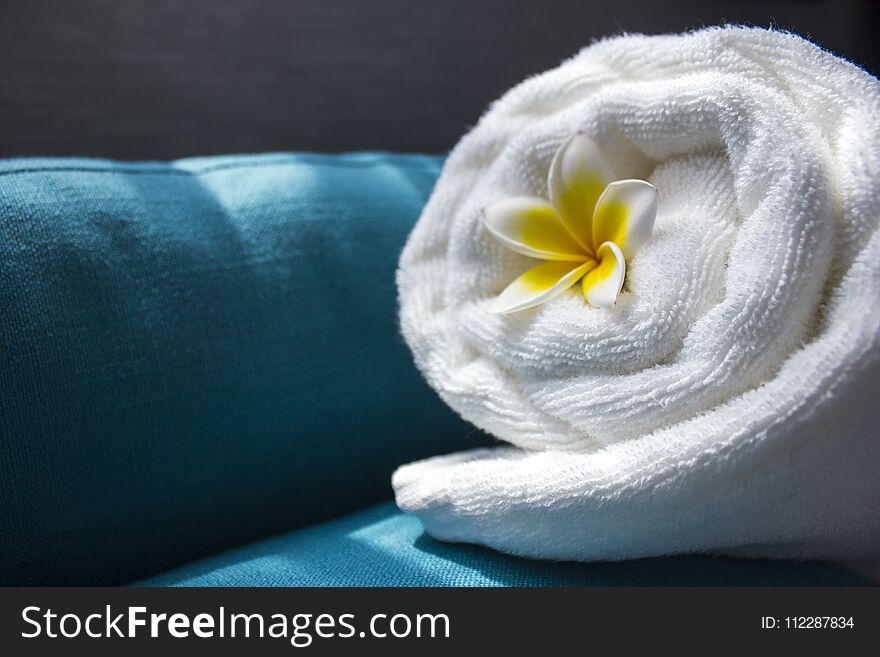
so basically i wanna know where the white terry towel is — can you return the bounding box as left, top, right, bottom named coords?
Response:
left=393, top=27, right=880, bottom=561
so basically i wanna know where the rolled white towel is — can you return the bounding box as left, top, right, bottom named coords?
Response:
left=394, top=27, right=880, bottom=561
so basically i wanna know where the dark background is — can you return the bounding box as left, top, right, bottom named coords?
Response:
left=0, top=0, right=877, bottom=159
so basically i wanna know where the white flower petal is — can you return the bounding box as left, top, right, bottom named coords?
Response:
left=582, top=242, right=625, bottom=308
left=483, top=197, right=587, bottom=260
left=490, top=259, right=596, bottom=314
left=547, top=132, right=616, bottom=251
left=592, top=179, right=658, bottom=259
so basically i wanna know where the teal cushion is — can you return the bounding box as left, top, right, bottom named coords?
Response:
left=0, top=153, right=485, bottom=585
left=140, top=501, right=872, bottom=586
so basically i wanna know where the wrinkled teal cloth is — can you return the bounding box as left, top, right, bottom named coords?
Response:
left=140, top=502, right=872, bottom=586
left=1, top=152, right=868, bottom=588
left=0, top=153, right=484, bottom=585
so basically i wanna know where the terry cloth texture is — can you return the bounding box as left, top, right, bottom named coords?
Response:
left=394, top=28, right=880, bottom=561
left=139, top=501, right=873, bottom=587
left=0, top=152, right=484, bottom=585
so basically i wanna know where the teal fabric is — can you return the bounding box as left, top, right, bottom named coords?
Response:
left=140, top=501, right=872, bottom=586
left=0, top=153, right=486, bottom=586
left=2, top=152, right=864, bottom=589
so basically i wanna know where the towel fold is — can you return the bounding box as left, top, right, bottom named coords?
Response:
left=393, top=27, right=880, bottom=561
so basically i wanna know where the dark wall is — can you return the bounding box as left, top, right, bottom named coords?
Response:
left=1, top=0, right=877, bottom=159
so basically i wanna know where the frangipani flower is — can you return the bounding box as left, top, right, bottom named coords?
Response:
left=483, top=132, right=658, bottom=313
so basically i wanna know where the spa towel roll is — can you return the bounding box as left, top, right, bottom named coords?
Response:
left=394, top=27, right=880, bottom=561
